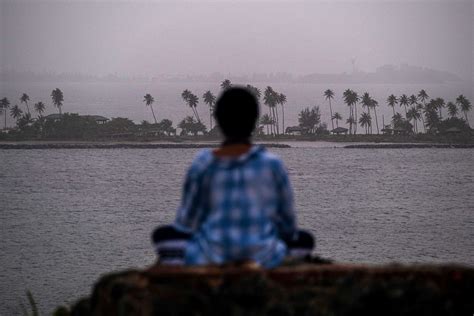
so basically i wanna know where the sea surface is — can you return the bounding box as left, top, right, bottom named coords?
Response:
left=1, top=145, right=474, bottom=314
left=1, top=81, right=472, bottom=130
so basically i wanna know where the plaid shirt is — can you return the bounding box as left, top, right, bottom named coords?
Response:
left=174, top=145, right=296, bottom=268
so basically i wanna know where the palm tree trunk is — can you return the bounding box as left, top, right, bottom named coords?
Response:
left=59, top=106, right=62, bottom=115
left=464, top=111, right=470, bottom=127
left=348, top=108, right=351, bottom=135
left=150, top=105, right=158, bottom=124
left=336, top=119, right=339, bottom=128
left=274, top=107, right=279, bottom=135
left=420, top=115, right=426, bottom=133
left=368, top=108, right=372, bottom=134
left=354, top=104, right=358, bottom=134
left=194, top=107, right=201, bottom=122
left=209, top=106, right=213, bottom=130
left=25, top=102, right=31, bottom=116
left=374, top=108, right=379, bottom=134
left=329, top=99, right=334, bottom=130
left=4, top=112, right=6, bottom=130
left=281, top=105, right=285, bottom=135
left=392, top=107, right=395, bottom=117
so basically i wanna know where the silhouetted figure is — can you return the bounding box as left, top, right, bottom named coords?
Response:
left=152, top=87, right=314, bottom=267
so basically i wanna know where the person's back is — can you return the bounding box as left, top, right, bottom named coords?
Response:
left=152, top=87, right=314, bottom=268
left=174, top=143, right=295, bottom=267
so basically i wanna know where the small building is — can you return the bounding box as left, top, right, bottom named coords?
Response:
left=444, top=127, right=462, bottom=134
left=285, top=126, right=308, bottom=135
left=83, top=115, right=109, bottom=124
left=44, top=114, right=62, bottom=121
left=44, top=114, right=109, bottom=124
left=330, top=127, right=348, bottom=135
left=381, top=125, right=393, bottom=135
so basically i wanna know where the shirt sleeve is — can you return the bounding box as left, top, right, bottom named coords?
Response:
left=273, top=159, right=297, bottom=239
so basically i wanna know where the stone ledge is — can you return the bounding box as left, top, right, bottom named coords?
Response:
left=60, top=263, right=474, bottom=316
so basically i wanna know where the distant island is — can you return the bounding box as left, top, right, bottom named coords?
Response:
left=0, top=80, right=472, bottom=145
left=0, top=64, right=463, bottom=84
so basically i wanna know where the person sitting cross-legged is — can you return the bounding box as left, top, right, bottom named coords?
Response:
left=152, top=87, right=314, bottom=268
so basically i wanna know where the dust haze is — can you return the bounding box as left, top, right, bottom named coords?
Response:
left=1, top=0, right=472, bottom=81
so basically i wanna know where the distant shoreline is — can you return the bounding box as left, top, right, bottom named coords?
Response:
left=0, top=142, right=290, bottom=149
left=1, top=140, right=474, bottom=149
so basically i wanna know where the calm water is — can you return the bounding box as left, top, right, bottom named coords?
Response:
left=1, top=81, right=472, bottom=130
left=1, top=146, right=474, bottom=314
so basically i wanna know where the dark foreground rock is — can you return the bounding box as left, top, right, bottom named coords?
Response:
left=57, top=262, right=474, bottom=316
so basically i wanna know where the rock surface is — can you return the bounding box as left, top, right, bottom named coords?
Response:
left=58, top=262, right=474, bottom=316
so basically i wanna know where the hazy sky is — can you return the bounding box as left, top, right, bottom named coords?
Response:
left=1, top=0, right=472, bottom=79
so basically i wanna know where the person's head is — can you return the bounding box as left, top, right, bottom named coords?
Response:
left=214, top=87, right=259, bottom=142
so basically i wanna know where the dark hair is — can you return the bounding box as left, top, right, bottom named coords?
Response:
left=214, top=87, right=259, bottom=141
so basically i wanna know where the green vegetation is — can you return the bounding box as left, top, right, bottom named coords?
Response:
left=0, top=82, right=472, bottom=142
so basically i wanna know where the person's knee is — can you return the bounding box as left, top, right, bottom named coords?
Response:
left=151, top=225, right=191, bottom=265
left=285, top=230, right=315, bottom=259
left=152, top=225, right=191, bottom=243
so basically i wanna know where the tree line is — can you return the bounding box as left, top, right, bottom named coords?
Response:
left=324, top=88, right=472, bottom=135
left=1, top=81, right=472, bottom=140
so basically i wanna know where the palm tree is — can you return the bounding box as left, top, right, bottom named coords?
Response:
left=359, top=112, right=372, bottom=134
left=220, top=79, right=232, bottom=91
left=246, top=85, right=261, bottom=100
left=352, top=91, right=360, bottom=134
left=409, top=94, right=418, bottom=107
left=343, top=89, right=359, bottom=134
left=418, top=90, right=429, bottom=105
left=399, top=94, right=409, bottom=117
left=343, top=89, right=353, bottom=134
left=332, top=112, right=342, bottom=128
left=416, top=104, right=426, bottom=133
left=263, top=86, right=278, bottom=135
left=447, top=102, right=458, bottom=118
left=182, top=90, right=200, bottom=122
left=360, top=92, right=372, bottom=133
left=370, top=98, right=380, bottom=134
left=184, top=91, right=200, bottom=122
left=10, top=104, right=23, bottom=120
left=203, top=91, right=216, bottom=130
left=387, top=94, right=398, bottom=117
left=259, top=114, right=274, bottom=135
left=277, top=93, right=287, bottom=134
left=346, top=116, right=356, bottom=133
left=0, top=97, right=10, bottom=129
left=407, top=107, right=421, bottom=133
left=34, top=101, right=46, bottom=118
left=456, top=94, right=472, bottom=126
left=51, top=88, right=64, bottom=115
left=143, top=94, right=157, bottom=124
left=392, top=113, right=403, bottom=127
left=424, top=99, right=441, bottom=132
left=324, top=89, right=335, bottom=130
left=181, top=89, right=191, bottom=101
left=435, top=98, right=445, bottom=119
left=20, top=93, right=31, bottom=115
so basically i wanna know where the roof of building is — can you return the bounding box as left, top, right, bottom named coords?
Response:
left=286, top=126, right=308, bottom=132
left=331, top=127, right=348, bottom=133
left=83, top=115, right=109, bottom=121
left=444, top=127, right=462, bottom=133
left=44, top=114, right=109, bottom=121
